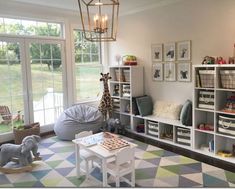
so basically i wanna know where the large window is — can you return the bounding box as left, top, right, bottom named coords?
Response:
left=0, top=40, right=24, bottom=133
left=0, top=17, right=64, bottom=135
left=0, top=17, right=62, bottom=37
left=29, top=42, right=64, bottom=125
left=73, top=30, right=101, bottom=101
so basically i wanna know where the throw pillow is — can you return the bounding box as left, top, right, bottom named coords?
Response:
left=136, top=96, right=153, bottom=116
left=132, top=95, right=147, bottom=115
left=180, top=100, right=192, bottom=126
left=153, top=101, right=183, bottom=120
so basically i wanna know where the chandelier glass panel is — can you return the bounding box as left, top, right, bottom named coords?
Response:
left=77, top=0, right=119, bottom=42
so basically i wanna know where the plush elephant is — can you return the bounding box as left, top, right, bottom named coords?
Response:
left=106, top=118, right=122, bottom=133
left=0, top=135, right=41, bottom=167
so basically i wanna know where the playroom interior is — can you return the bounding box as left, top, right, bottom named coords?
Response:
left=0, top=0, right=235, bottom=188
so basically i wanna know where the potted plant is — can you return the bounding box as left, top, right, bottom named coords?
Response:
left=13, top=122, right=40, bottom=144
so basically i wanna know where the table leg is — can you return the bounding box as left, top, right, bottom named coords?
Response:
left=75, top=144, right=81, bottom=178
left=102, top=158, right=107, bottom=187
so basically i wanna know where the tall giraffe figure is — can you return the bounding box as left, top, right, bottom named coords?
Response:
left=98, top=73, right=113, bottom=121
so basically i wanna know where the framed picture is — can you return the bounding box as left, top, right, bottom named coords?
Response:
left=177, top=62, right=191, bottom=82
left=177, top=40, right=191, bottom=61
left=151, top=44, right=163, bottom=62
left=164, top=42, right=175, bottom=61
left=164, top=63, right=176, bottom=81
left=152, top=63, right=163, bottom=81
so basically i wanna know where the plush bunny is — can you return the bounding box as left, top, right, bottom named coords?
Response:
left=0, top=135, right=41, bottom=167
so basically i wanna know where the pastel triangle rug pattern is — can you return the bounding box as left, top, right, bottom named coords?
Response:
left=0, top=135, right=234, bottom=187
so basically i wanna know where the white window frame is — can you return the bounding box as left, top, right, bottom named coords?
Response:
left=71, top=24, right=105, bottom=104
left=0, top=16, right=68, bottom=142
left=0, top=16, right=64, bottom=39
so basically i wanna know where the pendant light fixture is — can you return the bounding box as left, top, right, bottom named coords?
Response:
left=77, top=0, right=119, bottom=42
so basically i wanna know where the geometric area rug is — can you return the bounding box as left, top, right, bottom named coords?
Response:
left=0, top=135, right=235, bottom=187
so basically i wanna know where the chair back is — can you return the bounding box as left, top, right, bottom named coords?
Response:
left=75, top=131, right=93, bottom=139
left=116, top=146, right=134, bottom=166
left=0, top=106, right=12, bottom=120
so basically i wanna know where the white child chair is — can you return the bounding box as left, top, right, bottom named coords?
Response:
left=106, top=146, right=135, bottom=187
left=75, top=131, right=101, bottom=179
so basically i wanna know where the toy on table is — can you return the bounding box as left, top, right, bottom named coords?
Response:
left=100, top=137, right=130, bottom=151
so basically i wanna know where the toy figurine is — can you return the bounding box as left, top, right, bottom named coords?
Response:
left=216, top=57, right=226, bottom=64
left=202, top=56, right=215, bottom=64
left=228, top=57, right=235, bottom=64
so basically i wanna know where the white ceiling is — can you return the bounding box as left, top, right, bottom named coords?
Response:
left=11, top=0, right=180, bottom=16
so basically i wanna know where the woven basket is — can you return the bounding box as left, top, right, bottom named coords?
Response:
left=13, top=122, right=40, bottom=144
left=114, top=69, right=125, bottom=82
left=123, top=69, right=130, bottom=82
left=199, top=70, right=215, bottom=88
left=218, top=115, right=235, bottom=136
left=220, top=70, right=235, bottom=89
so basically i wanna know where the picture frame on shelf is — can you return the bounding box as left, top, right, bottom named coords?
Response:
left=177, top=40, right=191, bottom=61
left=152, top=63, right=163, bottom=81
left=177, top=62, right=191, bottom=82
left=151, top=44, right=163, bottom=62
left=164, top=42, right=176, bottom=61
left=164, top=63, right=176, bottom=81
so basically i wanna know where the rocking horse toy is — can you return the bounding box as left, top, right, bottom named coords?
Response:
left=0, top=135, right=41, bottom=174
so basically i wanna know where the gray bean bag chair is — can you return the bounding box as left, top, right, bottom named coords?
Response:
left=54, top=104, right=103, bottom=140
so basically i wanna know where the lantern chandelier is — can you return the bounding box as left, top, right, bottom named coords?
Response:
left=77, top=0, right=119, bottom=42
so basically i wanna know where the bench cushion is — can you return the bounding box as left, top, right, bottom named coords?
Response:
left=153, top=101, right=182, bottom=120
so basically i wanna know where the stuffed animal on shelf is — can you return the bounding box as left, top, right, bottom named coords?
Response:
left=216, top=57, right=226, bottom=64
left=202, top=56, right=215, bottom=64
left=0, top=135, right=41, bottom=167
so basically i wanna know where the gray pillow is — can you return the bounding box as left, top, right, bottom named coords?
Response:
left=180, top=100, right=192, bottom=126
left=136, top=96, right=153, bottom=116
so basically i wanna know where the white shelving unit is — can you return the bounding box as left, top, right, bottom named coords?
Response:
left=110, top=66, right=192, bottom=151
left=193, top=64, right=235, bottom=164
left=109, top=66, right=144, bottom=130
left=111, top=65, right=235, bottom=164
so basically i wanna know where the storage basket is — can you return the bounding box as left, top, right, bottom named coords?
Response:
left=114, top=69, right=125, bottom=82
left=147, top=121, right=159, bottom=137
left=13, top=122, right=40, bottom=144
left=122, top=85, right=130, bottom=97
left=198, top=90, right=214, bottom=110
left=123, top=69, right=130, bottom=82
left=176, top=127, right=191, bottom=146
left=220, top=70, right=235, bottom=89
left=199, top=70, right=215, bottom=88
left=218, top=115, right=235, bottom=136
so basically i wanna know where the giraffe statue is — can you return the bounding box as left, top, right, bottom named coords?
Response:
left=98, top=73, right=113, bottom=121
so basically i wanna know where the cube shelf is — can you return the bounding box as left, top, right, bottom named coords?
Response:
left=193, top=65, right=235, bottom=163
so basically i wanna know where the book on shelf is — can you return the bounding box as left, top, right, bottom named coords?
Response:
left=196, top=73, right=201, bottom=87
